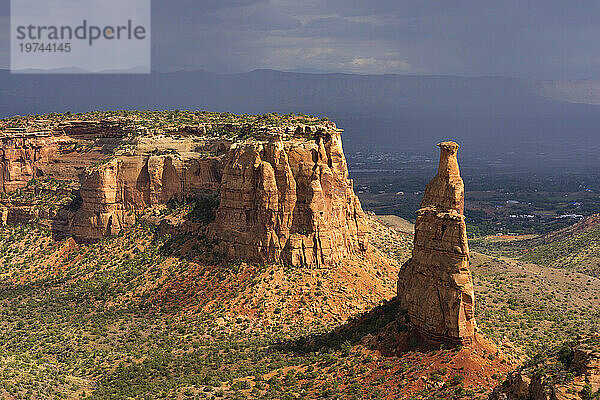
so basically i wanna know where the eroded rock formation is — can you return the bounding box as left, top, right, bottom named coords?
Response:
left=0, top=122, right=125, bottom=194
left=72, top=136, right=225, bottom=239
left=0, top=117, right=368, bottom=267
left=397, top=141, right=476, bottom=344
left=0, top=136, right=109, bottom=193
left=209, top=133, right=368, bottom=266
left=573, top=342, right=600, bottom=395
left=490, top=335, right=600, bottom=400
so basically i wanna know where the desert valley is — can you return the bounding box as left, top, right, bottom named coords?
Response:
left=0, top=110, right=596, bottom=399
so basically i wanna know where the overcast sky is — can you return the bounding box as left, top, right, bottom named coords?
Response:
left=3, top=0, right=600, bottom=78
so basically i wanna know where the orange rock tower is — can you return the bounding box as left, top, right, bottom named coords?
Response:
left=397, top=141, right=476, bottom=343
left=210, top=132, right=368, bottom=267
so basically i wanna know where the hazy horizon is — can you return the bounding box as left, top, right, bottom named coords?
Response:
left=3, top=69, right=600, bottom=174
left=4, top=1, right=600, bottom=172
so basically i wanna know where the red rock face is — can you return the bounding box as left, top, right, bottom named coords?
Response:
left=73, top=128, right=369, bottom=266
left=0, top=139, right=39, bottom=192
left=0, top=129, right=125, bottom=234
left=0, top=134, right=123, bottom=193
left=397, top=141, right=476, bottom=344
left=0, top=124, right=126, bottom=194
left=490, top=335, right=599, bottom=399
left=209, top=132, right=368, bottom=266
left=573, top=344, right=600, bottom=393
left=72, top=153, right=223, bottom=239
left=0, top=122, right=368, bottom=267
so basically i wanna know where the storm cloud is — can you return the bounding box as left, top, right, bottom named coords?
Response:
left=3, top=0, right=600, bottom=78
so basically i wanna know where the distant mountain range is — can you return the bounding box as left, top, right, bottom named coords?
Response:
left=3, top=69, right=600, bottom=169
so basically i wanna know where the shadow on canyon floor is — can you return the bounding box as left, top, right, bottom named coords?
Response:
left=271, top=298, right=438, bottom=358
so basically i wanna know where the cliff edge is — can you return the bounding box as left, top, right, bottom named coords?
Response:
left=0, top=112, right=368, bottom=267
left=210, top=133, right=367, bottom=266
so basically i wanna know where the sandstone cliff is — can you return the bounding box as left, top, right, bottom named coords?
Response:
left=72, top=135, right=225, bottom=239
left=0, top=120, right=127, bottom=194
left=397, top=141, right=476, bottom=344
left=0, top=130, right=122, bottom=230
left=0, top=113, right=368, bottom=267
left=210, top=133, right=368, bottom=266
left=0, top=135, right=112, bottom=193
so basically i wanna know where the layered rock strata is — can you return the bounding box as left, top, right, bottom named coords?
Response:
left=71, top=135, right=226, bottom=239
left=209, top=133, right=368, bottom=266
left=397, top=141, right=476, bottom=344
left=0, top=118, right=368, bottom=267
left=75, top=130, right=368, bottom=265
left=0, top=135, right=110, bottom=193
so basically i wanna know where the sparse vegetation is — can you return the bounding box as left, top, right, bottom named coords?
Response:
left=0, top=110, right=333, bottom=140
left=1, top=111, right=599, bottom=399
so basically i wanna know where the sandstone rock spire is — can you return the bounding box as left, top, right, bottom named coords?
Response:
left=397, top=141, right=476, bottom=344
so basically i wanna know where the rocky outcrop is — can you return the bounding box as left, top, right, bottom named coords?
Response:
left=74, top=128, right=369, bottom=264
left=0, top=116, right=369, bottom=267
left=490, top=372, right=553, bottom=400
left=0, top=131, right=122, bottom=231
left=0, top=137, right=41, bottom=192
left=209, top=132, right=368, bottom=266
left=72, top=136, right=224, bottom=239
left=490, top=336, right=600, bottom=400
left=397, top=141, right=476, bottom=344
left=0, top=134, right=120, bottom=193
left=572, top=342, right=600, bottom=394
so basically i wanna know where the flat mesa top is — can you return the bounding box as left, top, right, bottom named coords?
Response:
left=0, top=110, right=338, bottom=138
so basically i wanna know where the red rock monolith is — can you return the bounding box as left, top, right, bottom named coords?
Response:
left=397, top=141, right=476, bottom=344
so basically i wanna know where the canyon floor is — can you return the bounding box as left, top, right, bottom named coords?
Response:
left=0, top=214, right=597, bottom=399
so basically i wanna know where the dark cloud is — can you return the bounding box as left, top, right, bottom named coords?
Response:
left=3, top=0, right=600, bottom=78
left=147, top=0, right=600, bottom=78
left=153, top=0, right=266, bottom=14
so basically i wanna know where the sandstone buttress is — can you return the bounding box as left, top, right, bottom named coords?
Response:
left=210, top=132, right=368, bottom=266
